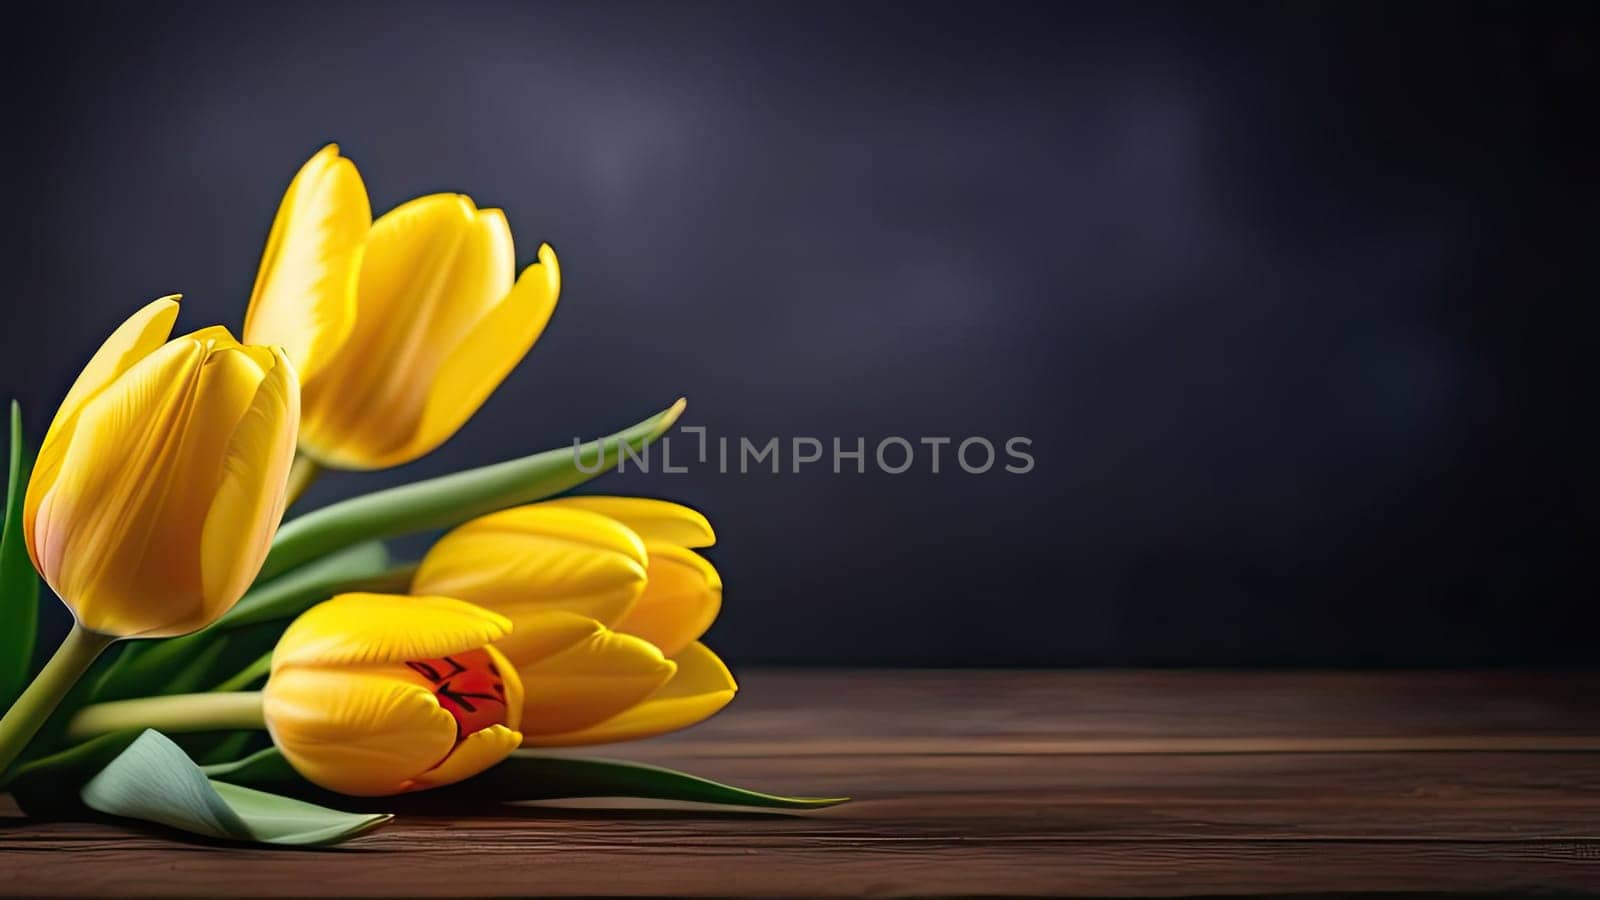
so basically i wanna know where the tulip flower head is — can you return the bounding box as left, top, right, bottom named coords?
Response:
left=24, top=297, right=300, bottom=639
left=262, top=593, right=524, bottom=796
left=244, top=145, right=561, bottom=471
left=413, top=497, right=735, bottom=746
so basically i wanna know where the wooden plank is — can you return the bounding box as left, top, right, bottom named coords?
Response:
left=4, top=670, right=1600, bottom=897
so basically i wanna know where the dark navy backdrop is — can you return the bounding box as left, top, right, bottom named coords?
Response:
left=3, top=1, right=1594, bottom=664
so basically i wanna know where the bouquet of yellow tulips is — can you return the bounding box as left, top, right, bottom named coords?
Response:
left=0, top=146, right=841, bottom=846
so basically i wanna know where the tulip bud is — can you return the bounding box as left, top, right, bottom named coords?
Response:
left=0, top=298, right=299, bottom=776
left=25, top=298, right=300, bottom=638
left=252, top=183, right=560, bottom=471
left=413, top=498, right=735, bottom=747
left=262, top=593, right=524, bottom=796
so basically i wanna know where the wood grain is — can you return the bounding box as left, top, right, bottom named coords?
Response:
left=4, top=670, right=1600, bottom=897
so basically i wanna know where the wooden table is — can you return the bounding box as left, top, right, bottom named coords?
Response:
left=4, top=670, right=1600, bottom=897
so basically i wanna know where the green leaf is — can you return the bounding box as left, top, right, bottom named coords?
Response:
left=88, top=541, right=395, bottom=703
left=194, top=730, right=267, bottom=766
left=464, top=752, right=849, bottom=810
left=161, top=634, right=235, bottom=694
left=0, top=728, right=141, bottom=791
left=1, top=400, right=40, bottom=708
left=218, top=540, right=397, bottom=629
left=2, top=729, right=141, bottom=818
left=81, top=730, right=390, bottom=846
left=205, top=748, right=846, bottom=812
left=201, top=745, right=300, bottom=786
left=257, top=399, right=685, bottom=582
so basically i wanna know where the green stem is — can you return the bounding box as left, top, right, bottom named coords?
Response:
left=0, top=624, right=114, bottom=775
left=67, top=691, right=264, bottom=741
left=212, top=651, right=273, bottom=693
left=284, top=452, right=322, bottom=509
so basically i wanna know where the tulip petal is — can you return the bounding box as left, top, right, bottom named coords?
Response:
left=484, top=644, right=524, bottom=732
left=437, top=207, right=517, bottom=332
left=413, top=505, right=647, bottom=628
left=299, top=195, right=511, bottom=468
left=527, top=642, right=736, bottom=747
left=540, top=496, right=715, bottom=548
left=243, top=144, right=370, bottom=380
left=127, top=344, right=277, bottom=637
left=25, top=296, right=179, bottom=566
left=614, top=544, right=722, bottom=657
left=31, top=338, right=210, bottom=635
left=272, top=593, right=512, bottom=672
left=408, top=724, right=521, bottom=792
left=397, top=242, right=559, bottom=466
left=488, top=608, right=589, bottom=667
left=50, top=296, right=183, bottom=441
left=497, top=611, right=677, bottom=737
left=263, top=666, right=457, bottom=797
left=199, top=346, right=299, bottom=625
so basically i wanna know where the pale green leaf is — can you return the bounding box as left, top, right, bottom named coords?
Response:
left=81, top=730, right=389, bottom=846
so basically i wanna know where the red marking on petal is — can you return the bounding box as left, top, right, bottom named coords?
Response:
left=403, top=648, right=509, bottom=738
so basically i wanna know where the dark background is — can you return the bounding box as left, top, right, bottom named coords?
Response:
left=2, top=1, right=1594, bottom=666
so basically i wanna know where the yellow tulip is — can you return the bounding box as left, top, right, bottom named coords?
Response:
left=412, top=497, right=735, bottom=746
left=242, top=145, right=561, bottom=471
left=0, top=297, right=299, bottom=774
left=262, top=593, right=524, bottom=796
left=26, top=298, right=299, bottom=638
